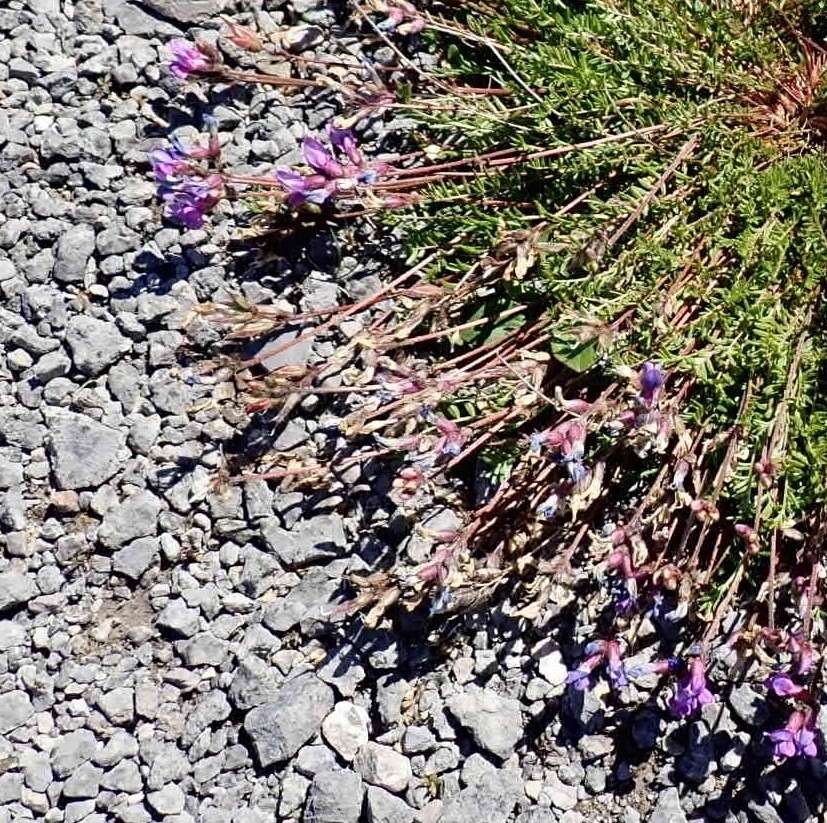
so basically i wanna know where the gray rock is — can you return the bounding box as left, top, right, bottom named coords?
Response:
left=650, top=788, right=688, bottom=823
left=65, top=314, right=131, bottom=376
left=51, top=729, right=99, bottom=778
left=262, top=567, right=340, bottom=632
left=156, top=598, right=200, bottom=637
left=178, top=632, right=229, bottom=667
left=98, top=490, right=163, bottom=548
left=63, top=761, right=103, bottom=799
left=97, top=687, right=135, bottom=725
left=111, top=536, right=159, bottom=580
left=47, top=411, right=125, bottom=490
left=729, top=683, right=769, bottom=727
left=147, top=783, right=185, bottom=816
left=440, top=766, right=522, bottom=823
left=366, top=786, right=416, bottom=823
left=445, top=688, right=522, bottom=760
left=0, top=690, right=34, bottom=734
left=100, top=760, right=142, bottom=793
left=515, top=811, right=557, bottom=823
left=20, top=750, right=52, bottom=793
left=261, top=513, right=347, bottom=568
left=0, top=620, right=27, bottom=652
left=243, top=673, right=334, bottom=767
left=0, top=572, right=37, bottom=615
left=229, top=656, right=282, bottom=710
left=54, top=225, right=95, bottom=283
left=306, top=768, right=364, bottom=823
left=355, top=742, right=412, bottom=793
left=140, top=0, right=227, bottom=23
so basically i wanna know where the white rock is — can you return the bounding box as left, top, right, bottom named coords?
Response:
left=322, top=702, right=370, bottom=762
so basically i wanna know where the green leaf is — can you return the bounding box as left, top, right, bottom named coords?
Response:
left=551, top=335, right=600, bottom=372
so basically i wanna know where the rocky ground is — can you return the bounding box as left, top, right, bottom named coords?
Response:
left=0, top=1, right=822, bottom=822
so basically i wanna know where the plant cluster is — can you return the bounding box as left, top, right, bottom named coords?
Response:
left=153, top=1, right=827, bottom=763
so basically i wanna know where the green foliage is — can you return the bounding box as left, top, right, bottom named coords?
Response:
left=396, top=0, right=827, bottom=558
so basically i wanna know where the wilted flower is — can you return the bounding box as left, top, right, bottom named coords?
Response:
left=432, top=415, right=466, bottom=457
left=765, top=671, right=805, bottom=697
left=767, top=710, right=818, bottom=759
left=789, top=635, right=814, bottom=676
left=223, top=20, right=262, bottom=51
left=392, top=464, right=425, bottom=501
left=669, top=657, right=714, bottom=717
left=638, top=361, right=665, bottom=407
left=158, top=174, right=224, bottom=229
left=376, top=0, right=427, bottom=35
left=690, top=498, right=720, bottom=524
left=734, top=523, right=759, bottom=552
left=167, top=39, right=218, bottom=79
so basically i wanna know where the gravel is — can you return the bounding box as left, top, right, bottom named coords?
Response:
left=0, top=1, right=800, bottom=821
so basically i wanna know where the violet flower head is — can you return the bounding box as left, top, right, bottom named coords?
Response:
left=605, top=640, right=628, bottom=689
left=159, top=174, right=224, bottom=229
left=328, top=126, right=363, bottom=166
left=167, top=39, right=216, bottom=80
left=767, top=710, right=818, bottom=759
left=638, top=361, right=665, bottom=407
left=668, top=658, right=714, bottom=718
left=566, top=653, right=602, bottom=691
left=275, top=169, right=333, bottom=207
left=151, top=146, right=189, bottom=183
left=302, top=137, right=345, bottom=179
left=765, top=671, right=805, bottom=698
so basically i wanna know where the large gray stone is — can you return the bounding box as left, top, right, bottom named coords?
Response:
left=260, top=513, right=347, bottom=569
left=306, top=768, right=364, bottom=823
left=97, top=490, right=163, bottom=549
left=140, top=0, right=227, bottom=23
left=53, top=225, right=95, bottom=283
left=366, top=786, right=416, bottom=823
left=0, top=690, right=34, bottom=734
left=47, top=412, right=125, bottom=490
left=445, top=688, right=523, bottom=760
left=51, top=729, right=99, bottom=778
left=650, top=788, right=688, bottom=823
left=0, top=572, right=37, bottom=615
left=243, top=673, right=334, bottom=767
left=65, top=314, right=131, bottom=376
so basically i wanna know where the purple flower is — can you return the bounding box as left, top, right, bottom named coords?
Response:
left=151, top=132, right=220, bottom=184
left=765, top=672, right=805, bottom=697
left=167, top=39, right=215, bottom=79
left=302, top=137, right=344, bottom=178
left=159, top=174, right=223, bottom=229
left=275, top=169, right=333, bottom=207
left=767, top=710, right=818, bottom=759
left=605, top=640, right=628, bottom=689
left=566, top=654, right=602, bottom=691
left=328, top=126, right=363, bottom=166
left=668, top=658, right=714, bottom=717
left=151, top=146, right=190, bottom=183
left=638, top=361, right=665, bottom=407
